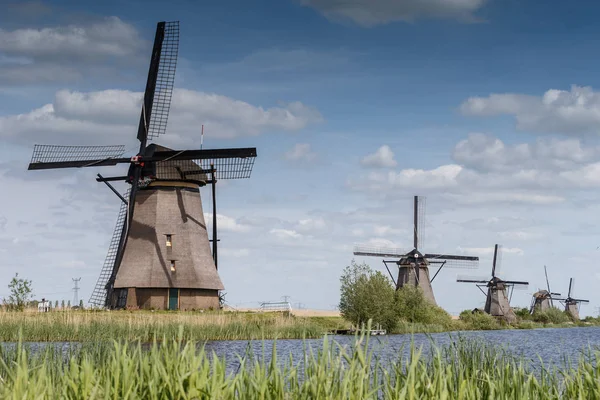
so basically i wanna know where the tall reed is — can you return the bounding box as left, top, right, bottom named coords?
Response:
left=0, top=327, right=598, bottom=398
left=0, top=310, right=332, bottom=341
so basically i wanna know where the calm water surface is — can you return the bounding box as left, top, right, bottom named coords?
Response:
left=201, top=327, right=600, bottom=373
left=8, top=327, right=600, bottom=373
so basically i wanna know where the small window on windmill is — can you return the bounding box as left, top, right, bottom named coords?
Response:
left=170, top=260, right=176, bottom=272
left=166, top=234, right=172, bottom=247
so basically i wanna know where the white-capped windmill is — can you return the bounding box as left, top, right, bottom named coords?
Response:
left=458, top=244, right=528, bottom=323
left=529, top=265, right=562, bottom=314
left=560, top=278, right=589, bottom=320
left=353, top=195, right=479, bottom=305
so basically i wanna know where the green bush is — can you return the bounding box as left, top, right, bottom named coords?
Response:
left=513, top=307, right=532, bottom=320
left=532, top=307, right=570, bottom=324
left=339, top=260, right=397, bottom=331
left=458, top=310, right=501, bottom=330
left=394, top=285, right=452, bottom=327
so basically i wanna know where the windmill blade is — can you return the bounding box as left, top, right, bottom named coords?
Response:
left=544, top=265, right=552, bottom=294
left=568, top=277, right=574, bottom=298
left=424, top=254, right=479, bottom=269
left=28, top=144, right=127, bottom=170
left=456, top=278, right=488, bottom=284
left=415, top=195, right=426, bottom=251
left=88, top=188, right=130, bottom=307
left=505, top=280, right=529, bottom=291
left=491, top=244, right=502, bottom=277
left=137, top=21, right=180, bottom=146
left=572, top=298, right=590, bottom=303
left=353, top=244, right=409, bottom=258
left=146, top=21, right=179, bottom=141
left=544, top=265, right=554, bottom=307
left=152, top=148, right=257, bottom=180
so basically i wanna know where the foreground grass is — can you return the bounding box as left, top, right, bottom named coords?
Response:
left=0, top=329, right=599, bottom=398
left=0, top=310, right=345, bottom=342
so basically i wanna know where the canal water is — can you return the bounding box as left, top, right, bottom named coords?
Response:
left=201, top=326, right=600, bottom=373
left=7, top=326, right=600, bottom=374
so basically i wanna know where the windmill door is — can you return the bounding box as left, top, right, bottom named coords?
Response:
left=168, top=288, right=179, bottom=310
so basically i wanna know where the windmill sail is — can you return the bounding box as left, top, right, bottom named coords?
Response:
left=89, top=188, right=130, bottom=307
left=146, top=21, right=179, bottom=141
left=28, top=145, right=126, bottom=170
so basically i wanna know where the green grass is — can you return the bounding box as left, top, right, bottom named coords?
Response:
left=0, top=308, right=594, bottom=343
left=1, top=327, right=600, bottom=398
left=0, top=310, right=344, bottom=342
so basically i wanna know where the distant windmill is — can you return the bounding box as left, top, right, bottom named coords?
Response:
left=529, top=265, right=562, bottom=314
left=560, top=278, right=589, bottom=320
left=458, top=244, right=528, bottom=323
left=353, top=195, right=479, bottom=305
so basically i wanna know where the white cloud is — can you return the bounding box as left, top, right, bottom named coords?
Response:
left=300, top=0, right=487, bottom=27
left=0, top=17, right=145, bottom=84
left=360, top=145, right=397, bottom=168
left=349, top=133, right=600, bottom=205
left=205, top=213, right=251, bottom=233
left=498, top=231, right=544, bottom=241
left=270, top=228, right=303, bottom=239
left=457, top=246, right=524, bottom=256
left=295, top=217, right=328, bottom=234
left=0, top=88, right=323, bottom=146
left=0, top=17, right=142, bottom=59
left=453, top=133, right=600, bottom=172
left=220, top=248, right=250, bottom=258
left=372, top=225, right=403, bottom=236
left=284, top=143, right=317, bottom=162
left=460, top=85, right=600, bottom=135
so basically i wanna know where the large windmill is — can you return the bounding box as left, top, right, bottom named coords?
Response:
left=457, top=244, right=528, bottom=323
left=353, top=196, right=479, bottom=305
left=27, top=21, right=257, bottom=311
left=560, top=278, right=589, bottom=320
left=529, top=265, right=562, bottom=314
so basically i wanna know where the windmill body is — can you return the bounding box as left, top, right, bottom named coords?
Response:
left=530, top=266, right=562, bottom=315
left=458, top=244, right=528, bottom=323
left=111, top=177, right=223, bottom=309
left=562, top=278, right=588, bottom=321
left=530, top=290, right=553, bottom=313
left=484, top=278, right=517, bottom=323
left=354, top=196, right=479, bottom=306
left=27, top=22, right=257, bottom=310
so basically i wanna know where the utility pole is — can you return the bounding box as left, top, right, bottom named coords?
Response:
left=72, top=278, right=81, bottom=306
left=282, top=295, right=291, bottom=303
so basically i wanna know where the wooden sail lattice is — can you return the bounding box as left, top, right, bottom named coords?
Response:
left=88, top=189, right=129, bottom=307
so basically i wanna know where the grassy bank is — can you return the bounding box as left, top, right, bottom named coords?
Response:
left=0, top=310, right=347, bottom=342
left=0, top=330, right=599, bottom=398
left=0, top=309, right=596, bottom=342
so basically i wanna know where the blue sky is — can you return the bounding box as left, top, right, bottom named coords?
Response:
left=2, top=0, right=600, bottom=315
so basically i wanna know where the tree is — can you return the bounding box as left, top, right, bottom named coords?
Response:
left=67, top=300, right=71, bottom=309
left=394, top=285, right=452, bottom=326
left=79, top=300, right=84, bottom=309
left=54, top=300, right=59, bottom=309
left=61, top=300, right=65, bottom=309
left=5, top=273, right=33, bottom=311
left=339, top=260, right=397, bottom=330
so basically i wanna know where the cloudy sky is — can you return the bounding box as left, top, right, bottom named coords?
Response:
left=2, top=0, right=600, bottom=316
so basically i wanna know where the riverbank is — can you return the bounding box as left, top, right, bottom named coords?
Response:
left=0, top=310, right=346, bottom=342
left=0, top=309, right=597, bottom=342
left=0, top=331, right=598, bottom=398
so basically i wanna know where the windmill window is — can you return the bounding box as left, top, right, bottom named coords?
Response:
left=166, top=234, right=172, bottom=247
left=170, top=260, right=176, bottom=272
